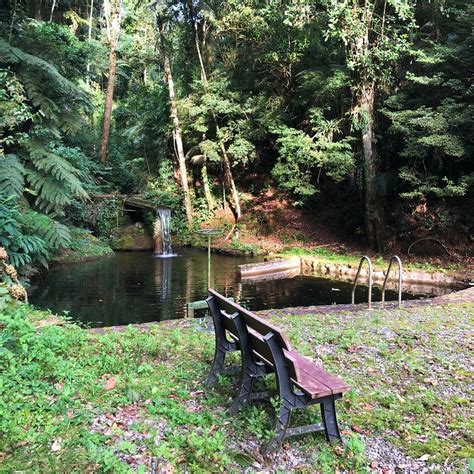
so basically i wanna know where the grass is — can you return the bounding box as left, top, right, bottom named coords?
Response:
left=267, top=301, right=474, bottom=466
left=0, top=300, right=472, bottom=471
left=53, top=228, right=113, bottom=264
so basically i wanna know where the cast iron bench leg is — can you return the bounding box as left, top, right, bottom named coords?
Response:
left=205, top=296, right=237, bottom=386
left=205, top=342, right=231, bottom=386
left=321, top=398, right=342, bottom=443
left=229, top=365, right=255, bottom=415
left=265, top=402, right=292, bottom=453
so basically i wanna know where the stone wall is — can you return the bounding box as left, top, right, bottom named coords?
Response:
left=239, top=256, right=469, bottom=296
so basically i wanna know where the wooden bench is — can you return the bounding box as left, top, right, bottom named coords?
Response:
left=205, top=289, right=350, bottom=451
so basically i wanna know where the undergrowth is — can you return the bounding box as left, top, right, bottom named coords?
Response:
left=0, top=301, right=472, bottom=471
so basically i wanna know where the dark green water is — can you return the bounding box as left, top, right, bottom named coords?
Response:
left=29, top=248, right=452, bottom=327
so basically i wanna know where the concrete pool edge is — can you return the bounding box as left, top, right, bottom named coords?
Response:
left=88, top=286, right=474, bottom=334
left=239, top=256, right=472, bottom=289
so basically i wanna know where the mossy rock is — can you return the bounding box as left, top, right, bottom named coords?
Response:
left=117, top=213, right=133, bottom=226
left=113, top=224, right=154, bottom=251
left=54, top=229, right=114, bottom=263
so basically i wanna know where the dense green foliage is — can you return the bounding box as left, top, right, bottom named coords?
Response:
left=0, top=0, right=472, bottom=268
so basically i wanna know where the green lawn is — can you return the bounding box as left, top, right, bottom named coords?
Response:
left=0, top=300, right=472, bottom=472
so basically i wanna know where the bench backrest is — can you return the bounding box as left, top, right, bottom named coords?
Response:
left=208, top=289, right=292, bottom=351
left=208, top=289, right=304, bottom=383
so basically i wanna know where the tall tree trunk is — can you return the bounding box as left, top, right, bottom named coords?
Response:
left=30, top=0, right=42, bottom=20
left=86, top=0, right=94, bottom=89
left=8, top=0, right=19, bottom=42
left=49, top=0, right=56, bottom=21
left=99, top=0, right=121, bottom=165
left=360, top=83, right=386, bottom=252
left=188, top=3, right=241, bottom=221
left=187, top=3, right=216, bottom=214
left=201, top=157, right=215, bottom=211
left=158, top=21, right=193, bottom=226
left=219, top=140, right=241, bottom=221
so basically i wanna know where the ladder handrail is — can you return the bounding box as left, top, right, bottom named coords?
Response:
left=381, top=255, right=403, bottom=308
left=351, top=256, right=373, bottom=308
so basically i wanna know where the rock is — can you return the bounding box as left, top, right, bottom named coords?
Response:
left=113, top=224, right=154, bottom=251
left=51, top=439, right=61, bottom=452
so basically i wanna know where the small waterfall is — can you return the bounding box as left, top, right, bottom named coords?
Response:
left=156, top=207, right=173, bottom=256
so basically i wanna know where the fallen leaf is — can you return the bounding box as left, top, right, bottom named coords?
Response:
left=104, top=377, right=116, bottom=390
left=395, top=393, right=405, bottom=402
left=346, top=346, right=361, bottom=353
left=51, top=440, right=61, bottom=452
left=334, top=446, right=344, bottom=455
left=352, top=425, right=367, bottom=434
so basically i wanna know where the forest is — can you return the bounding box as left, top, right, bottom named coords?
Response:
left=1, top=1, right=474, bottom=471
left=0, top=0, right=473, bottom=270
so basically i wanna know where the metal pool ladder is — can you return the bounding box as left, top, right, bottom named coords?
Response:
left=351, top=256, right=373, bottom=308
left=381, top=255, right=403, bottom=308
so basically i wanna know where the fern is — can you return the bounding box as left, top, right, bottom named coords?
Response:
left=0, top=41, right=91, bottom=269
left=23, top=140, right=89, bottom=214
left=0, top=38, right=90, bottom=106
left=28, top=142, right=88, bottom=184
left=43, top=220, right=71, bottom=250
left=24, top=211, right=71, bottom=250
left=6, top=234, right=49, bottom=268
left=0, top=39, right=91, bottom=134
left=0, top=196, right=50, bottom=268
left=25, top=170, right=73, bottom=213
left=0, top=154, right=25, bottom=197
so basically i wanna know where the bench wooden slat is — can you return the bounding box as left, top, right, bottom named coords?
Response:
left=246, top=331, right=343, bottom=400
left=288, top=351, right=350, bottom=396
left=248, top=331, right=274, bottom=365
left=220, top=310, right=239, bottom=338
left=284, top=350, right=333, bottom=398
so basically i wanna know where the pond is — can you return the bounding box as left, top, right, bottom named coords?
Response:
left=29, top=248, right=456, bottom=327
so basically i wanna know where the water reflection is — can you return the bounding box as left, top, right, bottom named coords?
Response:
left=28, top=248, right=456, bottom=328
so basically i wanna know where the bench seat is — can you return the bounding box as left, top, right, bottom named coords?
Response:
left=286, top=350, right=350, bottom=398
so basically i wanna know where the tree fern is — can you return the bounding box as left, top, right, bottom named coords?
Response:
left=0, top=154, right=25, bottom=197
left=0, top=38, right=90, bottom=111
left=0, top=40, right=93, bottom=270
left=23, top=211, right=71, bottom=250
left=0, top=196, right=50, bottom=268
left=23, top=140, right=89, bottom=214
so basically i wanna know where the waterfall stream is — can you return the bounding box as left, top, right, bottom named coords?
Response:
left=157, top=208, right=173, bottom=256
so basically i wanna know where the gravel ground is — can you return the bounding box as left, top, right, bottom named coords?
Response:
left=86, top=287, right=473, bottom=472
